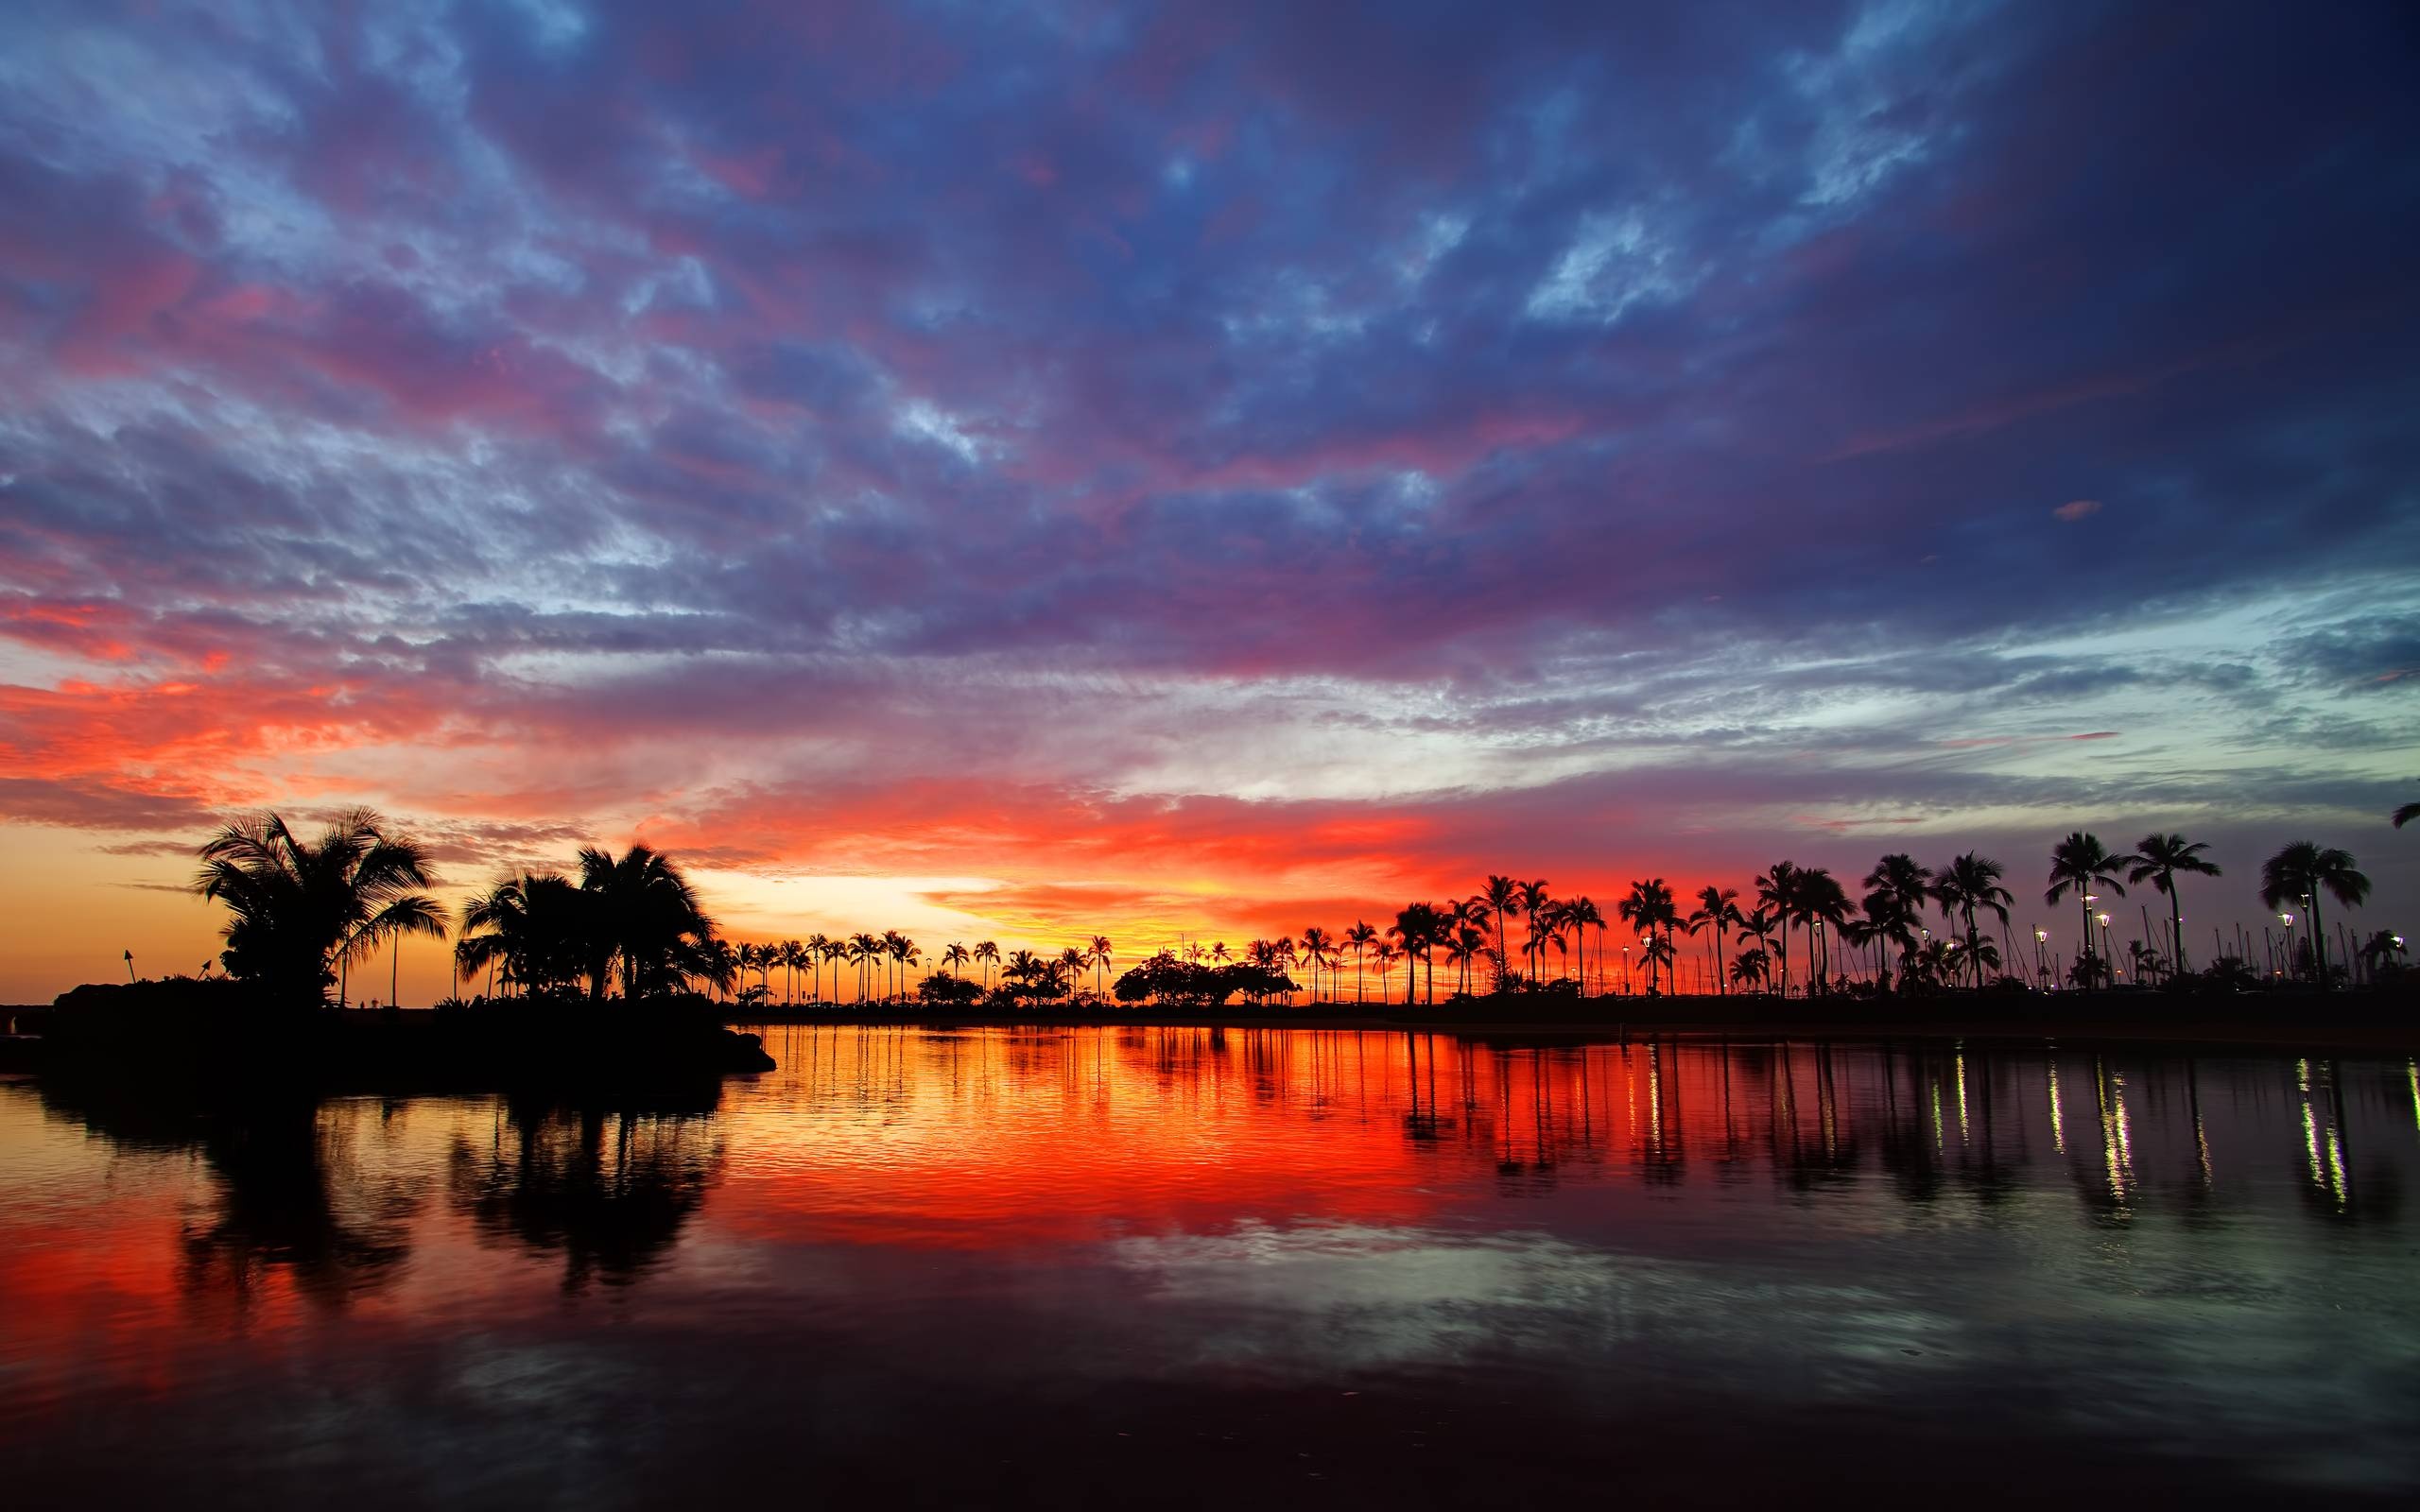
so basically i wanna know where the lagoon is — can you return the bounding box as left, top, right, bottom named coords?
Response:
left=4, top=1026, right=2416, bottom=1505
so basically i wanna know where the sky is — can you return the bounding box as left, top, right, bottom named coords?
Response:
left=1, top=0, right=2416, bottom=1004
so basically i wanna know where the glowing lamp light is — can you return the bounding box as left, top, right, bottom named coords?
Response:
left=2280, top=913, right=2295, bottom=926
left=2084, top=894, right=2099, bottom=905
left=2096, top=912, right=2111, bottom=926
left=2034, top=929, right=2048, bottom=943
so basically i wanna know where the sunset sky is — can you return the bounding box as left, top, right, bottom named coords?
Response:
left=2, top=0, right=2415, bottom=1003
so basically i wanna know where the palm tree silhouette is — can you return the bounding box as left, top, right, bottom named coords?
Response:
left=1729, top=949, right=1771, bottom=993
left=1058, top=946, right=1088, bottom=1000
left=1344, top=921, right=1377, bottom=1003
left=1562, top=896, right=1603, bottom=993
left=1791, top=868, right=1849, bottom=995
left=1299, top=926, right=1336, bottom=1002
left=2045, top=833, right=2128, bottom=988
left=1515, top=880, right=1551, bottom=989
left=1616, top=879, right=1675, bottom=994
left=779, top=939, right=805, bottom=1005
left=1686, top=885, right=1741, bottom=997
left=2124, top=833, right=2221, bottom=977
left=1370, top=940, right=1400, bottom=1000
left=1445, top=924, right=1488, bottom=996
left=1481, top=875, right=1519, bottom=991
left=1754, top=863, right=1803, bottom=998
left=974, top=939, right=1000, bottom=992
left=1088, top=936, right=1114, bottom=996
left=576, top=845, right=715, bottom=1002
left=2259, top=841, right=2369, bottom=988
left=821, top=936, right=848, bottom=1000
left=942, top=942, right=972, bottom=980
left=1389, top=903, right=1447, bottom=1005
left=804, top=934, right=832, bottom=1001
left=1859, top=854, right=1932, bottom=989
left=2394, top=799, right=2418, bottom=828
left=195, top=809, right=446, bottom=1008
left=1931, top=853, right=2012, bottom=991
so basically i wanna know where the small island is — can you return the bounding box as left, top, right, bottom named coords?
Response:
left=17, top=809, right=774, bottom=1092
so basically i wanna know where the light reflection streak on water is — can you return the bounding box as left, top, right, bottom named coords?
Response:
left=2095, top=1057, right=2133, bottom=1207
left=2048, top=1056, right=2066, bottom=1155
left=1955, top=1050, right=1969, bottom=1145
left=2409, top=1057, right=2418, bottom=1135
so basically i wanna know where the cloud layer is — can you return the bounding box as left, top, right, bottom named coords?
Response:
left=2, top=0, right=2416, bottom=993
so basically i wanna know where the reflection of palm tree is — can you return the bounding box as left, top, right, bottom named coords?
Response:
left=2046, top=833, right=2128, bottom=988
left=2260, top=841, right=2369, bottom=988
left=194, top=808, right=446, bottom=1007
left=2125, top=833, right=2221, bottom=977
left=450, top=1103, right=725, bottom=1294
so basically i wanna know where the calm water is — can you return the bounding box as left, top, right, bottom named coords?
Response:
left=3, top=1027, right=2417, bottom=1505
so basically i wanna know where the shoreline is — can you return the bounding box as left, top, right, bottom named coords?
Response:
left=728, top=994, right=2420, bottom=1056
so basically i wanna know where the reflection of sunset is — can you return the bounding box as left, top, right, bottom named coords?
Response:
left=6, top=1033, right=2420, bottom=1500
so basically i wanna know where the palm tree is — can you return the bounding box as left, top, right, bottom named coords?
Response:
left=942, top=942, right=972, bottom=980
left=804, top=933, right=833, bottom=1002
left=1371, top=940, right=1400, bottom=1001
left=1446, top=924, right=1488, bottom=996
left=195, top=808, right=447, bottom=1009
left=849, top=932, right=881, bottom=1001
left=1686, top=885, right=1740, bottom=997
left=1390, top=902, right=1447, bottom=1005
left=822, top=936, right=848, bottom=999
left=1729, top=948, right=1770, bottom=993
left=974, top=939, right=1001, bottom=992
left=2357, top=929, right=2407, bottom=978
left=1616, top=879, right=1675, bottom=994
left=1931, top=853, right=2012, bottom=991
left=1088, top=936, right=1114, bottom=996
left=2260, top=842, right=2369, bottom=988
left=2394, top=799, right=2419, bottom=828
left=2045, top=833, right=2128, bottom=988
left=1299, top=926, right=1336, bottom=1002
left=2124, top=833, right=2221, bottom=977
left=1481, top=875, right=1519, bottom=991
left=1515, top=879, right=1551, bottom=989
left=1788, top=868, right=1848, bottom=996
left=1754, top=862, right=1803, bottom=998
left=1562, top=896, right=1603, bottom=993
left=1344, top=921, right=1377, bottom=1003
left=1058, top=946, right=1088, bottom=1000
left=455, top=870, right=589, bottom=999
left=575, top=845, right=716, bottom=1002
left=1860, top=854, right=1931, bottom=990
left=779, top=938, right=806, bottom=1005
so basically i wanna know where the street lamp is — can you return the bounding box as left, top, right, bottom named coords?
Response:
left=2096, top=911, right=2115, bottom=986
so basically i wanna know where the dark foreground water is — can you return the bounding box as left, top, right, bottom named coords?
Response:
left=3, top=1028, right=2416, bottom=1506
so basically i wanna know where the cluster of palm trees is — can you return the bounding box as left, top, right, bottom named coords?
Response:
left=194, top=810, right=724, bottom=1008
left=192, top=806, right=2405, bottom=1012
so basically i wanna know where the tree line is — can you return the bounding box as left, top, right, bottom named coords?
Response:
left=182, top=809, right=2409, bottom=1010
